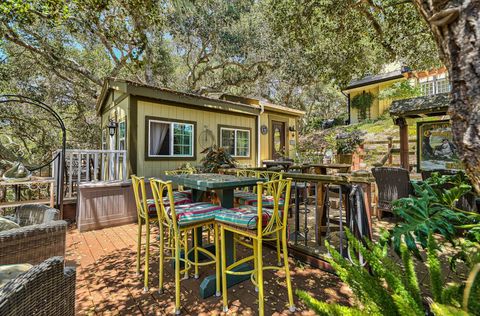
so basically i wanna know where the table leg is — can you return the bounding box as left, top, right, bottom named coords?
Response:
left=191, top=188, right=203, bottom=202
left=216, top=188, right=234, bottom=208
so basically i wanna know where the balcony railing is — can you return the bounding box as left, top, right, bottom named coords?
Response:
left=53, top=149, right=127, bottom=198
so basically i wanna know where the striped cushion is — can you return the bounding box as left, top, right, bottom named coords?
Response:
left=170, top=202, right=224, bottom=226
left=215, top=206, right=275, bottom=229
left=147, top=195, right=192, bottom=217
left=234, top=191, right=285, bottom=208
left=174, top=190, right=192, bottom=198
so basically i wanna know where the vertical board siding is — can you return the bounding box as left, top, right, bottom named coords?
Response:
left=137, top=100, right=259, bottom=178
left=76, top=182, right=139, bottom=232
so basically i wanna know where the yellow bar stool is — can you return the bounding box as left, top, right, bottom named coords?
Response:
left=216, top=178, right=295, bottom=316
left=131, top=175, right=161, bottom=292
left=233, top=170, right=285, bottom=266
left=150, top=178, right=223, bottom=315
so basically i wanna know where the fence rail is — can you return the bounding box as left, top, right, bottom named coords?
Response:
left=53, top=149, right=127, bottom=198
left=359, top=137, right=417, bottom=169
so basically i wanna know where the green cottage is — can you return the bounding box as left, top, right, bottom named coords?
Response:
left=96, top=78, right=304, bottom=178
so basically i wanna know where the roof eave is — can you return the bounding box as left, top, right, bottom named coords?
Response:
left=342, top=74, right=405, bottom=92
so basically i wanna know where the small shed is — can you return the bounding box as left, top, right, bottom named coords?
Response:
left=389, top=93, right=450, bottom=170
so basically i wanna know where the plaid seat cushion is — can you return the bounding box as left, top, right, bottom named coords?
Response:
left=215, top=206, right=276, bottom=229
left=147, top=195, right=192, bottom=217
left=171, top=202, right=224, bottom=226
left=234, top=191, right=285, bottom=208
left=174, top=190, right=192, bottom=198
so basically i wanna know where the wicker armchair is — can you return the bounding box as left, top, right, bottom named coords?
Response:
left=0, top=204, right=67, bottom=265
left=0, top=256, right=76, bottom=316
left=372, top=167, right=413, bottom=219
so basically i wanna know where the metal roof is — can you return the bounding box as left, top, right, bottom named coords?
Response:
left=389, top=93, right=450, bottom=118
left=343, top=70, right=405, bottom=91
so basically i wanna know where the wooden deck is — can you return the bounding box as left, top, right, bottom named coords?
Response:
left=66, top=223, right=353, bottom=315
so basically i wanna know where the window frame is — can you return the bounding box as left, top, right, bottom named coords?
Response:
left=117, top=119, right=127, bottom=151
left=218, top=125, right=251, bottom=159
left=145, top=116, right=196, bottom=161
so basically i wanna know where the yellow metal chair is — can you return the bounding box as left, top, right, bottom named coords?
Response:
left=233, top=170, right=285, bottom=265
left=165, top=168, right=196, bottom=197
left=131, top=175, right=159, bottom=292
left=150, top=178, right=222, bottom=315
left=216, top=179, right=295, bottom=315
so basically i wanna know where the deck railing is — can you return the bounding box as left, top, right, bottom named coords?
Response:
left=53, top=149, right=127, bottom=198
left=222, top=168, right=374, bottom=263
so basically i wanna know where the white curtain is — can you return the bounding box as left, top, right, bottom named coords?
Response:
left=150, top=122, right=169, bottom=155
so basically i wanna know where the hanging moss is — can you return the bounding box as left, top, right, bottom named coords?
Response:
left=351, top=92, right=375, bottom=120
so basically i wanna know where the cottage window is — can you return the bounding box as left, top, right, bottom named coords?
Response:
left=118, top=120, right=126, bottom=150
left=220, top=127, right=250, bottom=157
left=148, top=119, right=194, bottom=157
left=419, top=74, right=450, bottom=96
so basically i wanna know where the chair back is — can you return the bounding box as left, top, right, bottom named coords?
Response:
left=257, top=171, right=283, bottom=195
left=421, top=169, right=458, bottom=181
left=371, top=167, right=411, bottom=210
left=236, top=169, right=258, bottom=192
left=150, top=178, right=179, bottom=232
left=131, top=175, right=149, bottom=220
left=165, top=168, right=195, bottom=191
left=236, top=169, right=257, bottom=178
left=256, top=178, right=292, bottom=236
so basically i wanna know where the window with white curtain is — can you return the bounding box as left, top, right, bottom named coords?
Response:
left=220, top=127, right=250, bottom=157
left=148, top=119, right=194, bottom=157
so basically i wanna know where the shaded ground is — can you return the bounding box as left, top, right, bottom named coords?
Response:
left=66, top=224, right=353, bottom=315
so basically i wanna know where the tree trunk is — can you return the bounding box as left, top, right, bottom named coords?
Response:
left=413, top=0, right=480, bottom=193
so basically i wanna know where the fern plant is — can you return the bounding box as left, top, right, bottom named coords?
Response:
left=297, top=230, right=480, bottom=315
left=391, top=181, right=466, bottom=256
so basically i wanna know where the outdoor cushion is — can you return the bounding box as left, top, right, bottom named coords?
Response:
left=170, top=202, right=224, bottom=226
left=215, top=206, right=277, bottom=229
left=174, top=190, right=192, bottom=198
left=234, top=191, right=285, bottom=208
left=0, top=217, right=20, bottom=232
left=0, top=263, right=32, bottom=288
left=147, top=195, right=192, bottom=217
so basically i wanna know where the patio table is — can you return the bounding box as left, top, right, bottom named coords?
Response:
left=309, top=163, right=351, bottom=175
left=164, top=173, right=263, bottom=298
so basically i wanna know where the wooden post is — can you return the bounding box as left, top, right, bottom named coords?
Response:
left=387, top=136, right=393, bottom=165
left=395, top=118, right=410, bottom=171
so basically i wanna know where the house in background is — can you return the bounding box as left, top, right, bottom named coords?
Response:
left=96, top=78, right=304, bottom=178
left=342, top=66, right=450, bottom=124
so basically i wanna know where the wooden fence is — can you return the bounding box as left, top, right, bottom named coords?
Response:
left=357, top=136, right=417, bottom=170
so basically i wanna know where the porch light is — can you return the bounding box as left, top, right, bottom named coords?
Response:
left=107, top=120, right=117, bottom=137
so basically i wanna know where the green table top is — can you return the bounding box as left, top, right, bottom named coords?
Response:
left=164, top=173, right=263, bottom=191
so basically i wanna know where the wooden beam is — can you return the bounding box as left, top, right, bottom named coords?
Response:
left=395, top=117, right=410, bottom=170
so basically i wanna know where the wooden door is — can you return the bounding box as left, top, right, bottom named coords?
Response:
left=271, top=121, right=286, bottom=159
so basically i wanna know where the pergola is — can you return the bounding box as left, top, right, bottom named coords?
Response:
left=389, top=93, right=450, bottom=171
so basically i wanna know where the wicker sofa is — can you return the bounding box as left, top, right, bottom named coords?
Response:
left=0, top=204, right=67, bottom=265
left=0, top=256, right=76, bottom=316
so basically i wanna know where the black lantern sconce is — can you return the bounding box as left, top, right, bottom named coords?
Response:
left=288, top=125, right=296, bottom=136
left=107, top=120, right=117, bottom=137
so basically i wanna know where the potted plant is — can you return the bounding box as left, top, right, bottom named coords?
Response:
left=200, top=145, right=237, bottom=173
left=335, top=129, right=364, bottom=164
